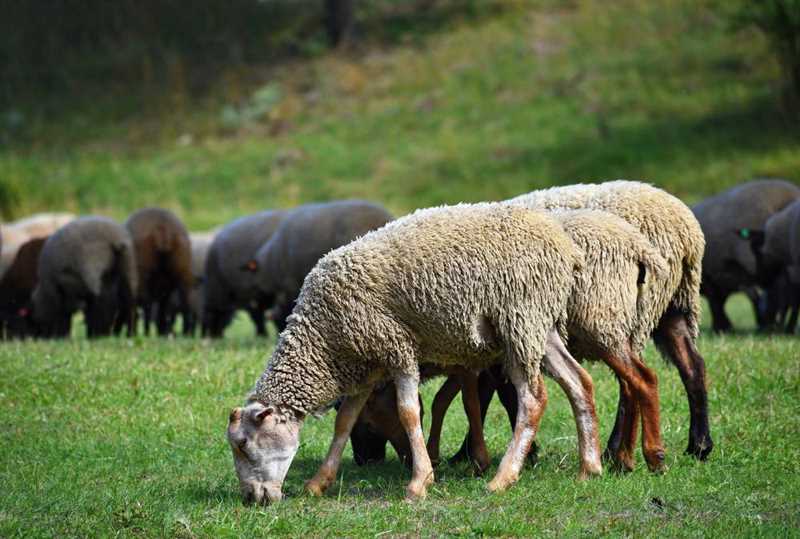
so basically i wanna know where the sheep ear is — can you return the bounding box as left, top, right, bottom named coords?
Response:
left=737, top=228, right=765, bottom=249
left=240, top=260, right=258, bottom=272
left=229, top=407, right=242, bottom=424
left=254, top=406, right=275, bottom=423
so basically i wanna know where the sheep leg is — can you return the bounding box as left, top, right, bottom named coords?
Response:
left=394, top=373, right=434, bottom=500
left=708, top=290, right=733, bottom=333
left=602, top=376, right=639, bottom=472
left=427, top=375, right=461, bottom=466
left=248, top=307, right=267, bottom=337
left=487, top=369, right=546, bottom=493
left=143, top=303, right=153, bottom=336
left=543, top=330, right=602, bottom=479
left=450, top=368, right=497, bottom=463
left=305, top=391, right=371, bottom=497
left=631, top=354, right=665, bottom=472
left=459, top=370, right=491, bottom=475
left=785, top=284, right=799, bottom=334
left=654, top=312, right=713, bottom=460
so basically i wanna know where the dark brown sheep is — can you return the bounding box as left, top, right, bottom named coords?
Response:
left=0, top=237, right=47, bottom=338
left=125, top=208, right=193, bottom=336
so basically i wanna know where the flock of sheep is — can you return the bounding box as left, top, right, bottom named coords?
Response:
left=1, top=178, right=798, bottom=505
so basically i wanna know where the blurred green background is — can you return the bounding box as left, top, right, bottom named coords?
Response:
left=1, top=0, right=798, bottom=229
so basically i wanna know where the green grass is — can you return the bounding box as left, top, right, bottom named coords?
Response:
left=1, top=0, right=798, bottom=227
left=1, top=298, right=798, bottom=537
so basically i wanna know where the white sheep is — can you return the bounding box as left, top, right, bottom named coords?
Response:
left=226, top=203, right=599, bottom=504
left=508, top=180, right=713, bottom=461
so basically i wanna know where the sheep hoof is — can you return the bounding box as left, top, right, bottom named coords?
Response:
left=685, top=437, right=713, bottom=461
left=486, top=473, right=516, bottom=493
left=405, top=482, right=428, bottom=501
left=304, top=478, right=330, bottom=497
left=578, top=462, right=603, bottom=480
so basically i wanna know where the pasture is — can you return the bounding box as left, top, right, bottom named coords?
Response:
left=1, top=298, right=798, bottom=537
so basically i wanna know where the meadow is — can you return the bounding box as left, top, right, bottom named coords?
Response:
left=0, top=298, right=798, bottom=537
left=1, top=0, right=799, bottom=536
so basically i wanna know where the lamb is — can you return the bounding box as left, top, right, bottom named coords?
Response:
left=227, top=203, right=600, bottom=504
left=203, top=210, right=288, bottom=338
left=375, top=209, right=672, bottom=473
left=31, top=217, right=137, bottom=338
left=0, top=237, right=47, bottom=338
left=507, top=180, right=713, bottom=461
left=692, top=179, right=800, bottom=332
left=740, top=199, right=800, bottom=333
left=0, top=212, right=75, bottom=278
left=249, top=200, right=393, bottom=331
left=125, top=208, right=193, bottom=336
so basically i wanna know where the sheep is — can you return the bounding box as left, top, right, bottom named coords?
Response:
left=226, top=203, right=600, bottom=504
left=125, top=208, right=193, bottom=336
left=31, top=217, right=137, bottom=338
left=0, top=237, right=47, bottom=338
left=203, top=210, right=288, bottom=338
left=249, top=200, right=393, bottom=332
left=0, top=212, right=75, bottom=278
left=739, top=199, right=800, bottom=333
left=382, top=209, right=672, bottom=473
left=506, top=180, right=713, bottom=461
left=692, top=179, right=800, bottom=332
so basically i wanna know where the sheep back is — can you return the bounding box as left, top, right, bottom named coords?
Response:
left=692, top=179, right=800, bottom=291
left=254, top=200, right=393, bottom=315
left=552, top=209, right=668, bottom=359
left=254, top=203, right=582, bottom=413
left=508, top=180, right=705, bottom=340
left=204, top=210, right=288, bottom=311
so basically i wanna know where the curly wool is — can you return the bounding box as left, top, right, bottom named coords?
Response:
left=508, top=180, right=705, bottom=340
left=250, top=203, right=583, bottom=415
left=33, top=216, right=137, bottom=324
left=550, top=209, right=668, bottom=360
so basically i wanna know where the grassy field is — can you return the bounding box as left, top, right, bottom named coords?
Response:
left=1, top=298, right=798, bottom=537
left=1, top=0, right=799, bottom=536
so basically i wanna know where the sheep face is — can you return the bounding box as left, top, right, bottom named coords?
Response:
left=227, top=402, right=301, bottom=505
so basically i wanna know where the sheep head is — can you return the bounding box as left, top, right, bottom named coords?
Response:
left=227, top=401, right=302, bottom=505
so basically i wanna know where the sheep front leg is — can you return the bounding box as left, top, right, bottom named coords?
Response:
left=305, top=392, right=370, bottom=497
left=542, top=330, right=602, bottom=479
left=395, top=373, right=434, bottom=500
left=487, top=370, right=547, bottom=493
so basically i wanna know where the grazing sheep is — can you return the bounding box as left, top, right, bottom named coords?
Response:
left=0, top=237, right=47, bottom=338
left=203, top=211, right=288, bottom=338
left=507, top=180, right=713, bottom=461
left=0, top=212, right=75, bottom=277
left=227, top=203, right=599, bottom=505
left=399, top=209, right=671, bottom=473
left=692, top=179, right=800, bottom=332
left=125, top=208, right=193, bottom=336
left=31, top=217, right=137, bottom=338
left=249, top=200, right=393, bottom=332
left=740, top=199, right=800, bottom=333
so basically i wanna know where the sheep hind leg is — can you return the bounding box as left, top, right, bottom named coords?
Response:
left=459, top=370, right=491, bottom=475
left=602, top=377, right=639, bottom=473
left=305, top=391, right=371, bottom=497
left=394, top=373, right=434, bottom=500
left=427, top=375, right=461, bottom=467
left=654, top=312, right=712, bottom=460
left=630, top=354, right=666, bottom=473
left=487, top=369, right=546, bottom=493
left=450, top=368, right=498, bottom=464
left=543, top=331, right=602, bottom=479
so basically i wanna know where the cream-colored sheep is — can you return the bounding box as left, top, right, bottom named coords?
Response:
left=508, top=180, right=713, bottom=461
left=227, top=203, right=599, bottom=505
